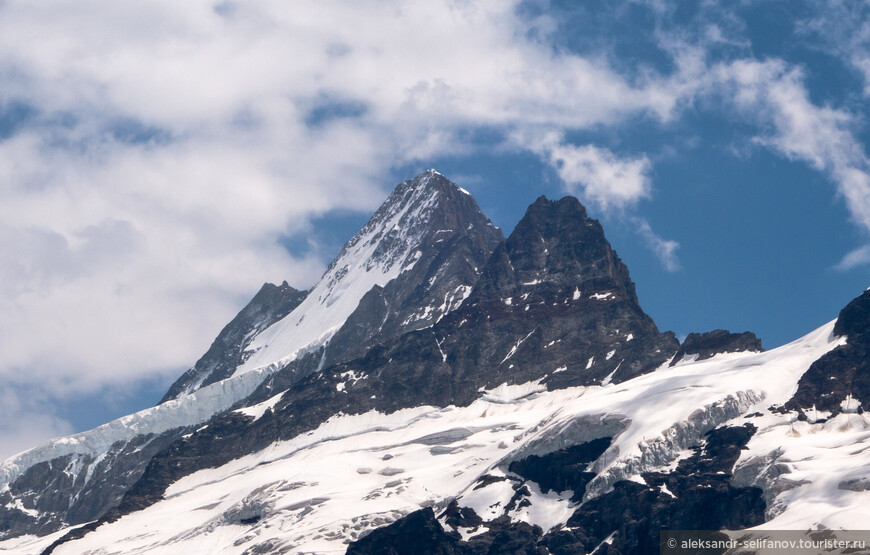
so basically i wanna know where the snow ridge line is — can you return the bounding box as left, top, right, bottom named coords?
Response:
left=0, top=365, right=278, bottom=490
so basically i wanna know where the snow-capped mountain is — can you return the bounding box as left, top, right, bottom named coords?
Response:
left=1, top=170, right=869, bottom=555
left=164, top=169, right=503, bottom=400
left=0, top=170, right=500, bottom=542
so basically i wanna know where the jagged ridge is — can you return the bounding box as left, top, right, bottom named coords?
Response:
left=161, top=281, right=308, bottom=402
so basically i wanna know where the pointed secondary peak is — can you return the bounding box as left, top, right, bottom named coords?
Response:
left=525, top=194, right=589, bottom=219
left=467, top=192, right=638, bottom=306
left=509, top=195, right=597, bottom=260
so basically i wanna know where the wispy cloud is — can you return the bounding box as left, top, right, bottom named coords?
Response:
left=635, top=217, right=681, bottom=272
left=708, top=59, right=870, bottom=234
left=795, top=1, right=870, bottom=96
left=645, top=2, right=870, bottom=261
left=835, top=244, right=870, bottom=271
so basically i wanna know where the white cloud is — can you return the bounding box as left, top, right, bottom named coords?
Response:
left=835, top=244, right=870, bottom=271
left=794, top=1, right=870, bottom=96
left=635, top=218, right=681, bottom=272
left=519, top=132, right=654, bottom=213
left=707, top=59, right=870, bottom=234
left=550, top=143, right=653, bottom=212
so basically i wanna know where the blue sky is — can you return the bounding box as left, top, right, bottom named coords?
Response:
left=1, top=0, right=870, bottom=458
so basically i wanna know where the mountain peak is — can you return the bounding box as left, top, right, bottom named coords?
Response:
left=218, top=171, right=502, bottom=382
left=163, top=170, right=492, bottom=403
left=394, top=168, right=463, bottom=198
left=503, top=194, right=625, bottom=298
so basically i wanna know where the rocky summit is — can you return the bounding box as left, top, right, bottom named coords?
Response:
left=1, top=171, right=869, bottom=555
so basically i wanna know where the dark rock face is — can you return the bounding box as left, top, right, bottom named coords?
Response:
left=458, top=517, right=545, bottom=555
left=161, top=281, right=308, bottom=402
left=670, top=330, right=763, bottom=366
left=348, top=425, right=765, bottom=555
left=787, top=289, right=870, bottom=416
left=834, top=288, right=870, bottom=340
left=491, top=196, right=641, bottom=304
left=441, top=501, right=484, bottom=531
left=508, top=438, right=612, bottom=502
left=447, top=195, right=678, bottom=390
left=346, top=508, right=460, bottom=555
left=549, top=424, right=764, bottom=554
left=349, top=507, right=548, bottom=555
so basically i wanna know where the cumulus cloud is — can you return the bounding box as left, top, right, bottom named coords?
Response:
left=551, top=144, right=652, bottom=212
left=523, top=132, right=653, bottom=212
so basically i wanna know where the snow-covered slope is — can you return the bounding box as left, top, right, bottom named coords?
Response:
left=160, top=282, right=308, bottom=402
left=10, top=319, right=851, bottom=554
left=233, top=174, right=440, bottom=377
